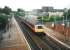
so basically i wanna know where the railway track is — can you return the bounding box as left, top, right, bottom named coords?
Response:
left=15, top=17, right=70, bottom=50
left=21, top=22, right=61, bottom=50
left=39, top=34, right=70, bottom=50
left=16, top=17, right=41, bottom=50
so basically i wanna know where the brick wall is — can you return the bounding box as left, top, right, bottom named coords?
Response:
left=49, top=24, right=70, bottom=37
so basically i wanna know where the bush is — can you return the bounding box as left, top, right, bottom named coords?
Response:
left=37, top=16, right=63, bottom=22
left=0, top=14, right=8, bottom=24
left=49, top=16, right=63, bottom=22
left=37, top=16, right=49, bottom=22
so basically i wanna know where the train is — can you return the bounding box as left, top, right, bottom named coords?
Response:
left=19, top=14, right=44, bottom=33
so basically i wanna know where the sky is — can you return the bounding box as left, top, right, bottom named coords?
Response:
left=0, top=0, right=70, bottom=11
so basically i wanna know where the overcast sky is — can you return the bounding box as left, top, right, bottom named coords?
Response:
left=0, top=0, right=70, bottom=11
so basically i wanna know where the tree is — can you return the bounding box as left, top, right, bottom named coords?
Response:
left=15, top=8, right=25, bottom=16
left=17, top=8, right=24, bottom=12
left=2, top=6, right=12, bottom=15
left=0, top=6, right=12, bottom=24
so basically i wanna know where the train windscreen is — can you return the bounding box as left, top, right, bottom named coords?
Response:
left=38, top=26, right=43, bottom=29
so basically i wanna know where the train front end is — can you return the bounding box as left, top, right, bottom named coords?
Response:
left=35, top=25, right=44, bottom=32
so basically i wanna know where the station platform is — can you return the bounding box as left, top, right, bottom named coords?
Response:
left=0, top=17, right=30, bottom=50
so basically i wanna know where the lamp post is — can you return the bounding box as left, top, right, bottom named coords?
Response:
left=42, top=16, right=43, bottom=24
left=54, top=16, right=56, bottom=24
left=64, top=8, right=68, bottom=41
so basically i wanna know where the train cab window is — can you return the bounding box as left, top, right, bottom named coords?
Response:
left=38, top=26, right=43, bottom=29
